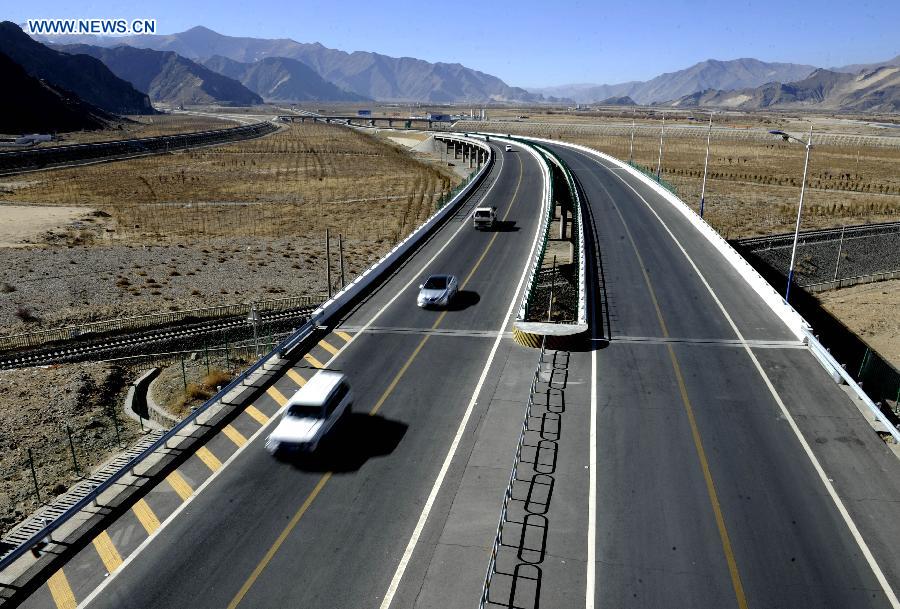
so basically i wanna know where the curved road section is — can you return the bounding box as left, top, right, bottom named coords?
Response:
left=18, top=141, right=548, bottom=609
left=541, top=141, right=900, bottom=609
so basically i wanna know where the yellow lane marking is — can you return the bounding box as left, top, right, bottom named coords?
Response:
left=48, top=569, right=77, bottom=609
left=369, top=154, right=524, bottom=417
left=613, top=202, right=749, bottom=609
left=303, top=353, right=325, bottom=369
left=286, top=369, right=307, bottom=387
left=227, top=473, right=332, bottom=609
left=667, top=343, right=748, bottom=608
left=166, top=471, right=193, bottom=501
left=335, top=330, right=353, bottom=343
left=266, top=386, right=288, bottom=406
left=223, top=425, right=248, bottom=447
left=133, top=499, right=161, bottom=535
left=245, top=405, right=270, bottom=425
left=319, top=339, right=340, bottom=355
left=225, top=144, right=527, bottom=609
left=92, top=530, right=123, bottom=574
left=369, top=310, right=447, bottom=416
left=196, top=446, right=222, bottom=472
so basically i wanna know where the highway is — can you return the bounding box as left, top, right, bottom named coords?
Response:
left=18, top=140, right=548, bottom=609
left=13, top=135, right=900, bottom=609
left=538, top=142, right=900, bottom=609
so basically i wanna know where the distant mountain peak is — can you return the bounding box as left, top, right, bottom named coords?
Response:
left=31, top=23, right=542, bottom=103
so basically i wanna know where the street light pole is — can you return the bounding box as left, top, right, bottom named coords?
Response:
left=655, top=113, right=665, bottom=181
left=779, top=125, right=814, bottom=304
left=699, top=113, right=713, bottom=218
left=629, top=109, right=635, bottom=166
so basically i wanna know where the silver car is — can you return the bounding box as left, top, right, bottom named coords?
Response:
left=417, top=274, right=458, bottom=308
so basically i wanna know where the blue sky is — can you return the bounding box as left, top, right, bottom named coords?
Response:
left=11, top=0, right=900, bottom=87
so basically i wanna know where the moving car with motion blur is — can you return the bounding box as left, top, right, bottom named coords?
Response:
left=265, top=370, right=352, bottom=455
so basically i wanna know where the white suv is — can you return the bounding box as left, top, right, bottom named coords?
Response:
left=265, top=371, right=352, bottom=454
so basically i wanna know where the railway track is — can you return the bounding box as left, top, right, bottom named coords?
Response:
left=0, top=305, right=318, bottom=369
left=735, top=221, right=900, bottom=250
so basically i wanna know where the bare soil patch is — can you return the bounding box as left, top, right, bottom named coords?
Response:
left=0, top=204, right=101, bottom=247
left=0, top=362, right=140, bottom=532
left=817, top=280, right=900, bottom=370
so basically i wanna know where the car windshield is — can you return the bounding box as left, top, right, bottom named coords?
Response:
left=474, top=210, right=490, bottom=217
left=423, top=276, right=448, bottom=289
left=288, top=404, right=323, bottom=418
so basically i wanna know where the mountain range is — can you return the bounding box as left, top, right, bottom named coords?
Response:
left=530, top=58, right=819, bottom=104
left=53, top=44, right=263, bottom=106
left=34, top=25, right=542, bottom=103
left=0, top=21, right=154, bottom=115
left=20, top=23, right=900, bottom=112
left=665, top=66, right=900, bottom=113
left=200, top=55, right=368, bottom=102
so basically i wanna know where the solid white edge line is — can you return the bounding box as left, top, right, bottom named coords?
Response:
left=332, top=142, right=507, bottom=349
left=582, top=149, right=900, bottom=609
left=378, top=140, right=548, bottom=609
left=78, top=145, right=508, bottom=608
left=587, top=281, right=598, bottom=608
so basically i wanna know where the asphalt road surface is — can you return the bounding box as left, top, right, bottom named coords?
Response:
left=542, top=142, right=900, bottom=609
left=62, top=141, right=548, bottom=609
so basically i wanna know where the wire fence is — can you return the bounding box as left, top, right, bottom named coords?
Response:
left=0, top=295, right=321, bottom=352
left=734, top=222, right=900, bottom=289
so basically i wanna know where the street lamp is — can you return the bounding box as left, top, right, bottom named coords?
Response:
left=699, top=113, right=713, bottom=218
left=629, top=108, right=635, bottom=166
left=655, top=112, right=666, bottom=181
left=769, top=125, right=813, bottom=304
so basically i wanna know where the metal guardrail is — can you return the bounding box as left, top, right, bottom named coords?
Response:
left=529, top=143, right=588, bottom=328
left=0, top=134, right=495, bottom=572
left=508, top=140, right=554, bottom=322
left=479, top=340, right=546, bottom=609
left=804, top=330, right=900, bottom=444
left=0, top=121, right=278, bottom=175
left=279, top=134, right=494, bottom=358
left=0, top=295, right=322, bottom=352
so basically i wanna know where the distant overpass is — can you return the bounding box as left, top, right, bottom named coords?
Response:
left=277, top=114, right=455, bottom=130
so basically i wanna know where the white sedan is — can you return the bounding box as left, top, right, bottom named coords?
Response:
left=417, top=274, right=459, bottom=308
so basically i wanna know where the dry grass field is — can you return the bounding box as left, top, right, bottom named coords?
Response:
left=468, top=118, right=900, bottom=238
left=573, top=132, right=900, bottom=238
left=1, top=122, right=458, bottom=244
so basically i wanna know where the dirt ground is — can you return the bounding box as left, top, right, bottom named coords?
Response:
left=0, top=362, right=140, bottom=532
left=0, top=204, right=96, bottom=247
left=817, top=279, right=900, bottom=370
left=0, top=123, right=459, bottom=336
